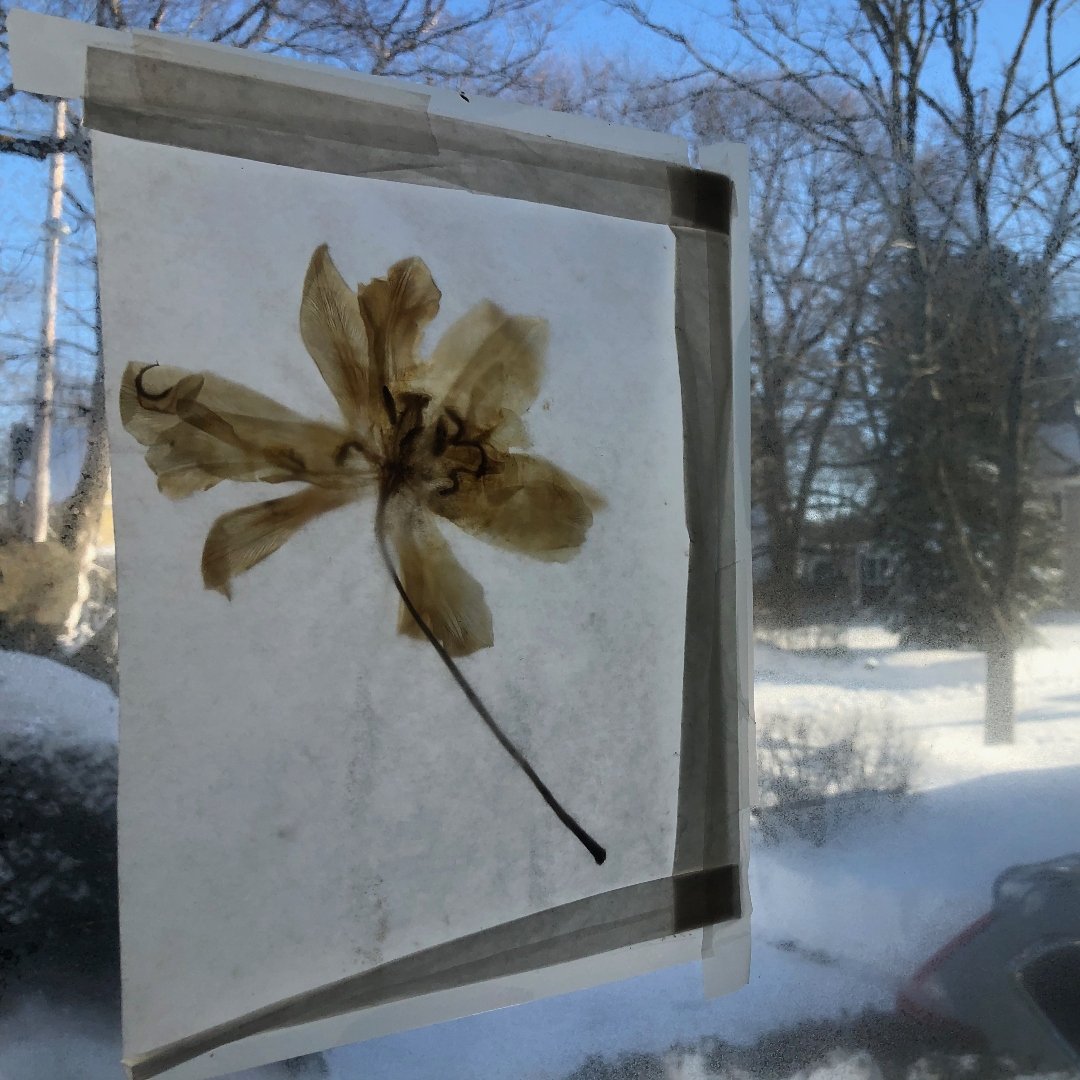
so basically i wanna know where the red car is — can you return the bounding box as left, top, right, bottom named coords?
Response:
left=897, top=853, right=1080, bottom=1072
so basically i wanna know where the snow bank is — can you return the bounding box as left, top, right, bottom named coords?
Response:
left=0, top=649, right=117, bottom=746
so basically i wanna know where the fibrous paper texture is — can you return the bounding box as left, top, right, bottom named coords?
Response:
left=63, top=27, right=752, bottom=1080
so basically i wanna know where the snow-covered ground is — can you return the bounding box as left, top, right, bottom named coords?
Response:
left=3, top=619, right=1079, bottom=1080
left=0, top=648, right=117, bottom=746
left=755, top=617, right=1080, bottom=789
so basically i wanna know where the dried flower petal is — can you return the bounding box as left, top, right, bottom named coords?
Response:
left=300, top=244, right=379, bottom=429
left=421, top=301, right=546, bottom=449
left=202, top=487, right=358, bottom=598
left=432, top=453, right=602, bottom=561
left=120, top=363, right=360, bottom=498
left=386, top=495, right=494, bottom=656
left=359, top=257, right=442, bottom=391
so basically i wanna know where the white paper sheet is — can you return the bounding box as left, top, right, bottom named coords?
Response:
left=96, top=134, right=690, bottom=1057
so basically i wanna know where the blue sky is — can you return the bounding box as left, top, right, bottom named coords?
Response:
left=564, top=1, right=1068, bottom=81
left=3, top=0, right=1076, bottom=455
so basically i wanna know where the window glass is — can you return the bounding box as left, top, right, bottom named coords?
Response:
left=4, top=2, right=1080, bottom=1079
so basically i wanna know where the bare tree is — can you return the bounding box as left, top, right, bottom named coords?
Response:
left=692, top=86, right=888, bottom=622
left=506, top=52, right=687, bottom=129
left=609, top=0, right=1080, bottom=742
left=24, top=99, right=67, bottom=543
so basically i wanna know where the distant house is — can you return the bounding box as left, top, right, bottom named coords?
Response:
left=751, top=506, right=895, bottom=619
left=799, top=516, right=895, bottom=615
left=750, top=401, right=1080, bottom=619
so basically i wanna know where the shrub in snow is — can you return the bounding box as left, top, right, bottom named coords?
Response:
left=0, top=728, right=118, bottom=987
left=755, top=711, right=920, bottom=846
left=755, top=624, right=853, bottom=660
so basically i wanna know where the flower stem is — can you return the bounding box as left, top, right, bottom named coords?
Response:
left=374, top=491, right=607, bottom=865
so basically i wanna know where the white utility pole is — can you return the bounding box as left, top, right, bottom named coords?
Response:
left=26, top=98, right=68, bottom=543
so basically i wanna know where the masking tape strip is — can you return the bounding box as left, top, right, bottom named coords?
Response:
left=82, top=48, right=727, bottom=231
left=690, top=143, right=755, bottom=998
left=671, top=225, right=742, bottom=882
left=125, top=867, right=738, bottom=1079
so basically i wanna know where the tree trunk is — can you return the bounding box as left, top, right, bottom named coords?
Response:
left=6, top=429, right=19, bottom=530
left=26, top=99, right=68, bottom=543
left=61, top=368, right=108, bottom=555
left=765, top=516, right=803, bottom=626
left=59, top=346, right=110, bottom=641
left=985, top=638, right=1016, bottom=745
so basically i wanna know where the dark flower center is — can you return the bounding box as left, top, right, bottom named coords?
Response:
left=378, top=386, right=493, bottom=498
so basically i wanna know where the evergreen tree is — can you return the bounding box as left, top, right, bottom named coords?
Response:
left=872, top=245, right=1077, bottom=649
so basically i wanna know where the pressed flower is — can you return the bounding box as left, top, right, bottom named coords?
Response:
left=120, top=245, right=606, bottom=863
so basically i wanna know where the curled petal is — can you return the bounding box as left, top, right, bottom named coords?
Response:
left=202, top=486, right=358, bottom=598
left=431, top=453, right=602, bottom=561
left=120, top=363, right=367, bottom=498
left=385, top=496, right=493, bottom=657
left=419, top=301, right=546, bottom=449
left=300, top=245, right=380, bottom=429
left=120, top=365, right=304, bottom=446
left=359, top=257, right=442, bottom=391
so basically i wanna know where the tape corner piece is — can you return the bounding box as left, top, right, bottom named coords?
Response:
left=701, top=916, right=751, bottom=1000
left=8, top=7, right=126, bottom=99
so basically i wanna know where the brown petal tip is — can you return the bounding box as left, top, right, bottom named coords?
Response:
left=203, top=572, right=232, bottom=600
